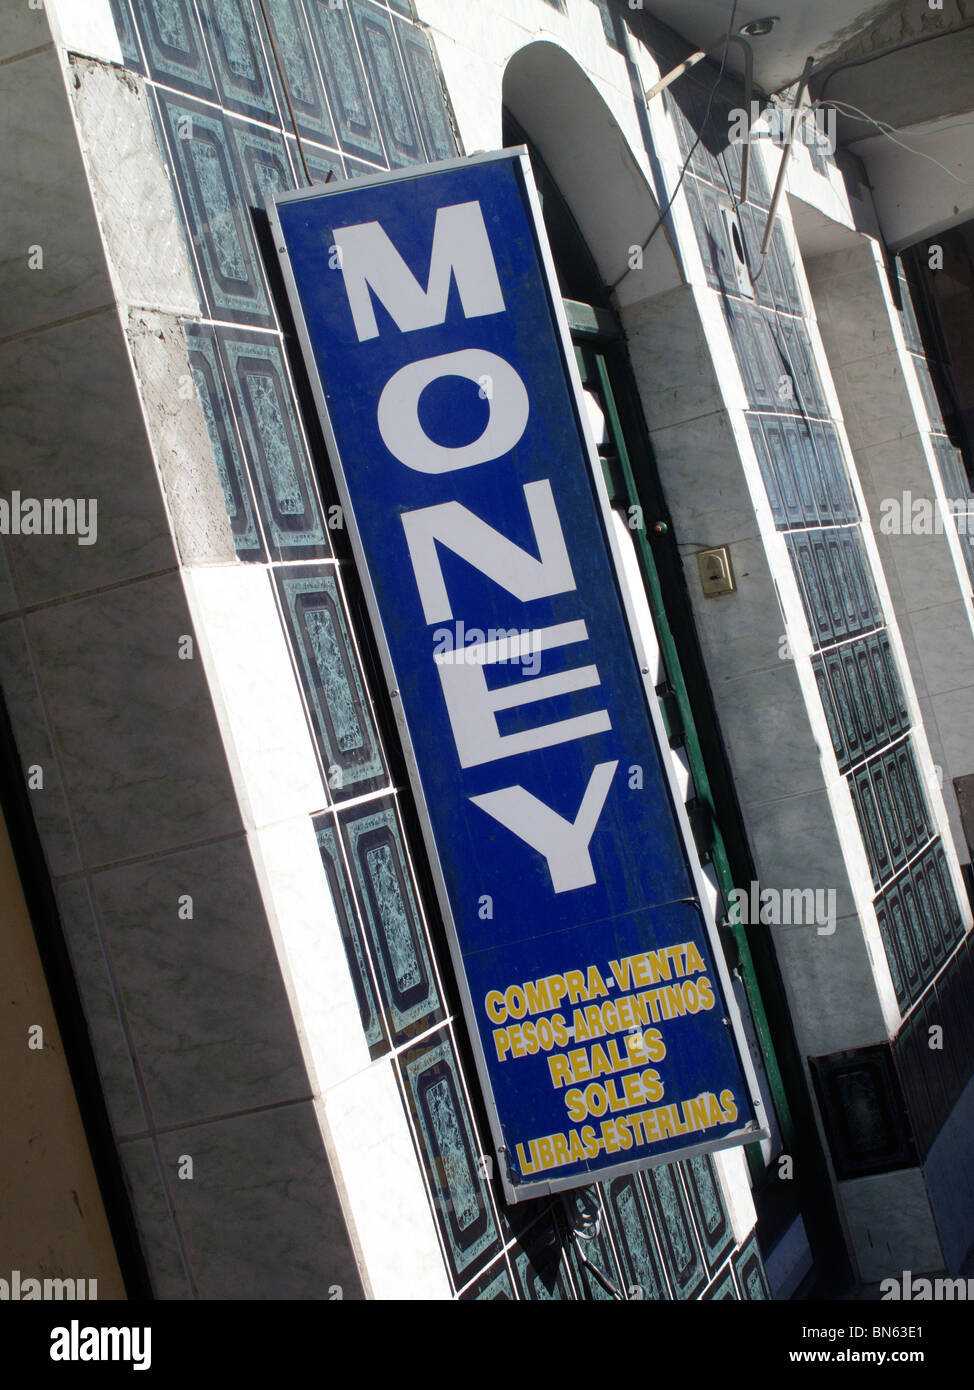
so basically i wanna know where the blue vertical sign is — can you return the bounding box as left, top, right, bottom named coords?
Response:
left=271, top=151, right=767, bottom=1200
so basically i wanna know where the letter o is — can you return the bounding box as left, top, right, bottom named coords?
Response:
left=584, top=1083, right=608, bottom=1117
left=376, top=349, right=529, bottom=473
left=505, top=985, right=527, bottom=1019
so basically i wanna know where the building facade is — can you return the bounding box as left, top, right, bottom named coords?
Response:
left=3, top=0, right=974, bottom=1299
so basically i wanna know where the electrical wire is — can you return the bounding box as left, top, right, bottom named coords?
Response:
left=256, top=0, right=335, bottom=185
left=611, top=0, right=740, bottom=292
left=819, top=98, right=971, bottom=187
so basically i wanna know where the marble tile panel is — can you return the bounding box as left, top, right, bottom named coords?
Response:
left=785, top=533, right=832, bottom=646
left=682, top=177, right=734, bottom=295
left=326, top=1057, right=451, bottom=1299
left=648, top=408, right=762, bottom=545
left=683, top=535, right=787, bottom=682
left=0, top=618, right=81, bottom=876
left=55, top=876, right=148, bottom=1139
left=715, top=663, right=828, bottom=806
left=810, top=268, right=897, bottom=369
left=778, top=316, right=828, bottom=419
left=876, top=879, right=922, bottom=1007
left=745, top=784, right=857, bottom=924
left=750, top=210, right=788, bottom=314
left=928, top=685, right=974, bottom=786
left=763, top=416, right=819, bottom=528
left=804, top=245, right=878, bottom=288
left=737, top=202, right=775, bottom=311
left=888, top=528, right=969, bottom=618
left=0, top=51, right=116, bottom=340
left=769, top=906, right=889, bottom=1054
left=89, top=835, right=310, bottom=1129
left=812, top=653, right=849, bottom=769
left=24, top=572, right=243, bottom=866
left=156, top=1101, right=364, bottom=1297
left=0, top=0, right=51, bottom=60
left=117, top=1137, right=194, bottom=1298
left=623, top=285, right=728, bottom=431
left=0, top=542, right=18, bottom=617
left=746, top=415, right=786, bottom=525
left=840, top=356, right=919, bottom=451
left=769, top=223, right=802, bottom=318
left=841, top=1168, right=943, bottom=1284
left=854, top=432, right=937, bottom=517
left=908, top=599, right=974, bottom=697
left=851, top=762, right=892, bottom=890
left=872, top=756, right=905, bottom=872
left=725, top=300, right=777, bottom=410
left=811, top=421, right=859, bottom=525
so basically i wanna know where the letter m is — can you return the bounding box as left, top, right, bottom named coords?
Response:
left=332, top=202, right=505, bottom=341
left=42, top=1278, right=75, bottom=1300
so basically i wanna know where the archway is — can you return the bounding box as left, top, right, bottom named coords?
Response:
left=502, top=40, right=683, bottom=307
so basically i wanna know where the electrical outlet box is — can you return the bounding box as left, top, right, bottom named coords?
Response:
left=697, top=546, right=736, bottom=597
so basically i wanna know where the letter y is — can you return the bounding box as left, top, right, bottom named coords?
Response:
left=470, top=761, right=617, bottom=893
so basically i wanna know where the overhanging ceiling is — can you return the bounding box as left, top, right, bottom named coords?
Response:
left=643, top=0, right=900, bottom=93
